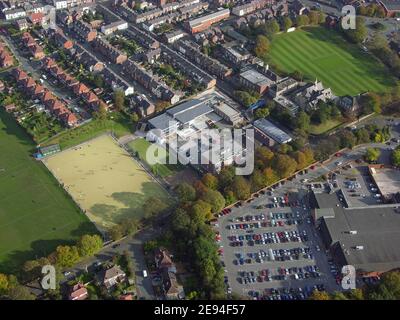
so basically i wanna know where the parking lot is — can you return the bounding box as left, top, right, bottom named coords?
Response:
left=216, top=192, right=342, bottom=300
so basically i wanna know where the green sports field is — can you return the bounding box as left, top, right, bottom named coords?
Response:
left=127, top=138, right=178, bottom=178
left=269, top=27, right=396, bottom=96
left=0, top=110, right=96, bottom=272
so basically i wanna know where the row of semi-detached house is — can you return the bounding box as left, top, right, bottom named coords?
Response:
left=12, top=67, right=78, bottom=127
left=41, top=56, right=108, bottom=113
left=0, top=41, right=14, bottom=68
left=122, top=59, right=181, bottom=105
left=21, top=32, right=45, bottom=59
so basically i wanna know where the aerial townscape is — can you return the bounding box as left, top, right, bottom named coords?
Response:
left=1, top=0, right=400, bottom=303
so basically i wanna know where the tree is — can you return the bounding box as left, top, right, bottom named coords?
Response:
left=281, top=16, right=292, bottom=31
left=296, top=111, right=310, bottom=131
left=113, top=90, right=125, bottom=111
left=273, top=154, right=298, bottom=178
left=77, top=234, right=103, bottom=257
left=367, top=271, right=400, bottom=300
left=360, top=93, right=381, bottom=114
left=255, top=146, right=274, bottom=167
left=109, top=224, right=124, bottom=241
left=293, top=151, right=307, bottom=170
left=93, top=74, right=104, bottom=88
left=309, top=290, right=331, bottom=300
left=176, top=183, right=196, bottom=202
left=224, top=190, right=237, bottom=205
left=345, top=17, right=367, bottom=43
left=192, top=200, right=213, bottom=223
left=331, top=291, right=348, bottom=300
left=56, top=245, right=80, bottom=268
left=130, top=112, right=139, bottom=124
left=250, top=169, right=267, bottom=192
left=263, top=19, right=280, bottom=37
left=254, top=35, right=270, bottom=59
left=202, top=173, right=219, bottom=190
left=339, top=130, right=357, bottom=149
left=143, top=196, right=168, bottom=218
left=201, top=189, right=226, bottom=213
left=364, top=148, right=381, bottom=163
left=119, top=218, right=139, bottom=235
left=234, top=90, right=259, bottom=107
left=93, top=104, right=107, bottom=121
left=346, top=288, right=364, bottom=300
left=392, top=147, right=400, bottom=167
left=155, top=101, right=170, bottom=112
left=7, top=285, right=35, bottom=300
left=308, top=11, right=320, bottom=25
left=218, top=166, right=236, bottom=190
left=296, top=15, right=310, bottom=27
left=231, top=176, right=251, bottom=200
left=263, top=167, right=279, bottom=186
left=254, top=107, right=270, bottom=119
left=0, top=273, right=9, bottom=294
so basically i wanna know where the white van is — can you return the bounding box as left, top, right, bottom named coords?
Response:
left=142, top=270, right=148, bottom=278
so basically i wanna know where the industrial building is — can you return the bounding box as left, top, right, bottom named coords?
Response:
left=253, top=118, right=292, bottom=146
left=310, top=190, right=400, bottom=277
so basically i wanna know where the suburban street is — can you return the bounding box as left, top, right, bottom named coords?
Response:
left=63, top=227, right=158, bottom=300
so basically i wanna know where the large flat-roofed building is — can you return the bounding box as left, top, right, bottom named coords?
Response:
left=186, top=8, right=230, bottom=33
left=239, top=69, right=272, bottom=95
left=310, top=191, right=400, bottom=277
left=253, top=118, right=292, bottom=146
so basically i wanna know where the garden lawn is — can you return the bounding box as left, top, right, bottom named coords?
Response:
left=269, top=27, right=396, bottom=96
left=0, top=110, right=96, bottom=273
left=308, top=118, right=343, bottom=135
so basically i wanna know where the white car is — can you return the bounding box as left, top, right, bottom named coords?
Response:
left=315, top=245, right=321, bottom=252
left=143, top=270, right=148, bottom=278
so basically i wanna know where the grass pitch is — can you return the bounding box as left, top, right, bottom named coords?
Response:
left=43, top=135, right=170, bottom=230
left=268, top=27, right=396, bottom=96
left=0, top=110, right=95, bottom=272
left=127, top=138, right=178, bottom=178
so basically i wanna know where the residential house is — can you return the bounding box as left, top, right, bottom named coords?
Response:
left=71, top=19, right=97, bottom=42
left=29, top=12, right=46, bottom=26
left=129, top=94, right=155, bottom=117
left=337, top=95, right=362, bottom=116
left=68, top=283, right=88, bottom=300
left=73, top=82, right=90, bottom=95
left=96, top=265, right=126, bottom=290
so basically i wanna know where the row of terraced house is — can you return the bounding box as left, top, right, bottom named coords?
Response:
left=12, top=68, right=78, bottom=127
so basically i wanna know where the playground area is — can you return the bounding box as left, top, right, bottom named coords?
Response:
left=43, top=134, right=170, bottom=230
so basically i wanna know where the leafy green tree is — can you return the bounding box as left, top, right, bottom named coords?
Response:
left=202, top=173, right=219, bottom=190
left=143, top=196, right=168, bottom=218
left=309, top=290, right=331, bottom=300
left=273, top=154, right=298, bottom=178
left=263, top=167, right=279, bottom=186
left=201, top=189, right=226, bottom=214
left=0, top=273, right=9, bottom=294
left=281, top=16, right=293, bottom=31
left=192, top=200, right=213, bottom=223
left=56, top=245, right=80, bottom=268
left=392, top=147, right=400, bottom=167
left=263, top=19, right=280, bottom=37
left=250, top=169, right=267, bottom=192
left=77, top=234, right=103, bottom=257
left=130, top=112, right=139, bottom=124
left=296, top=111, right=311, bottom=131
left=254, top=35, right=270, bottom=59
left=345, top=17, right=367, bottom=43
left=254, top=107, right=270, bottom=119
left=231, top=176, right=251, bottom=200
left=109, top=224, right=124, bottom=241
left=364, top=147, right=381, bottom=163
left=296, top=15, right=310, bottom=27
left=176, top=183, right=196, bottom=202
left=113, top=90, right=125, bottom=111
left=218, top=166, right=236, bottom=190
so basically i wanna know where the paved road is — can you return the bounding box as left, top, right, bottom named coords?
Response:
left=63, top=227, right=158, bottom=299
